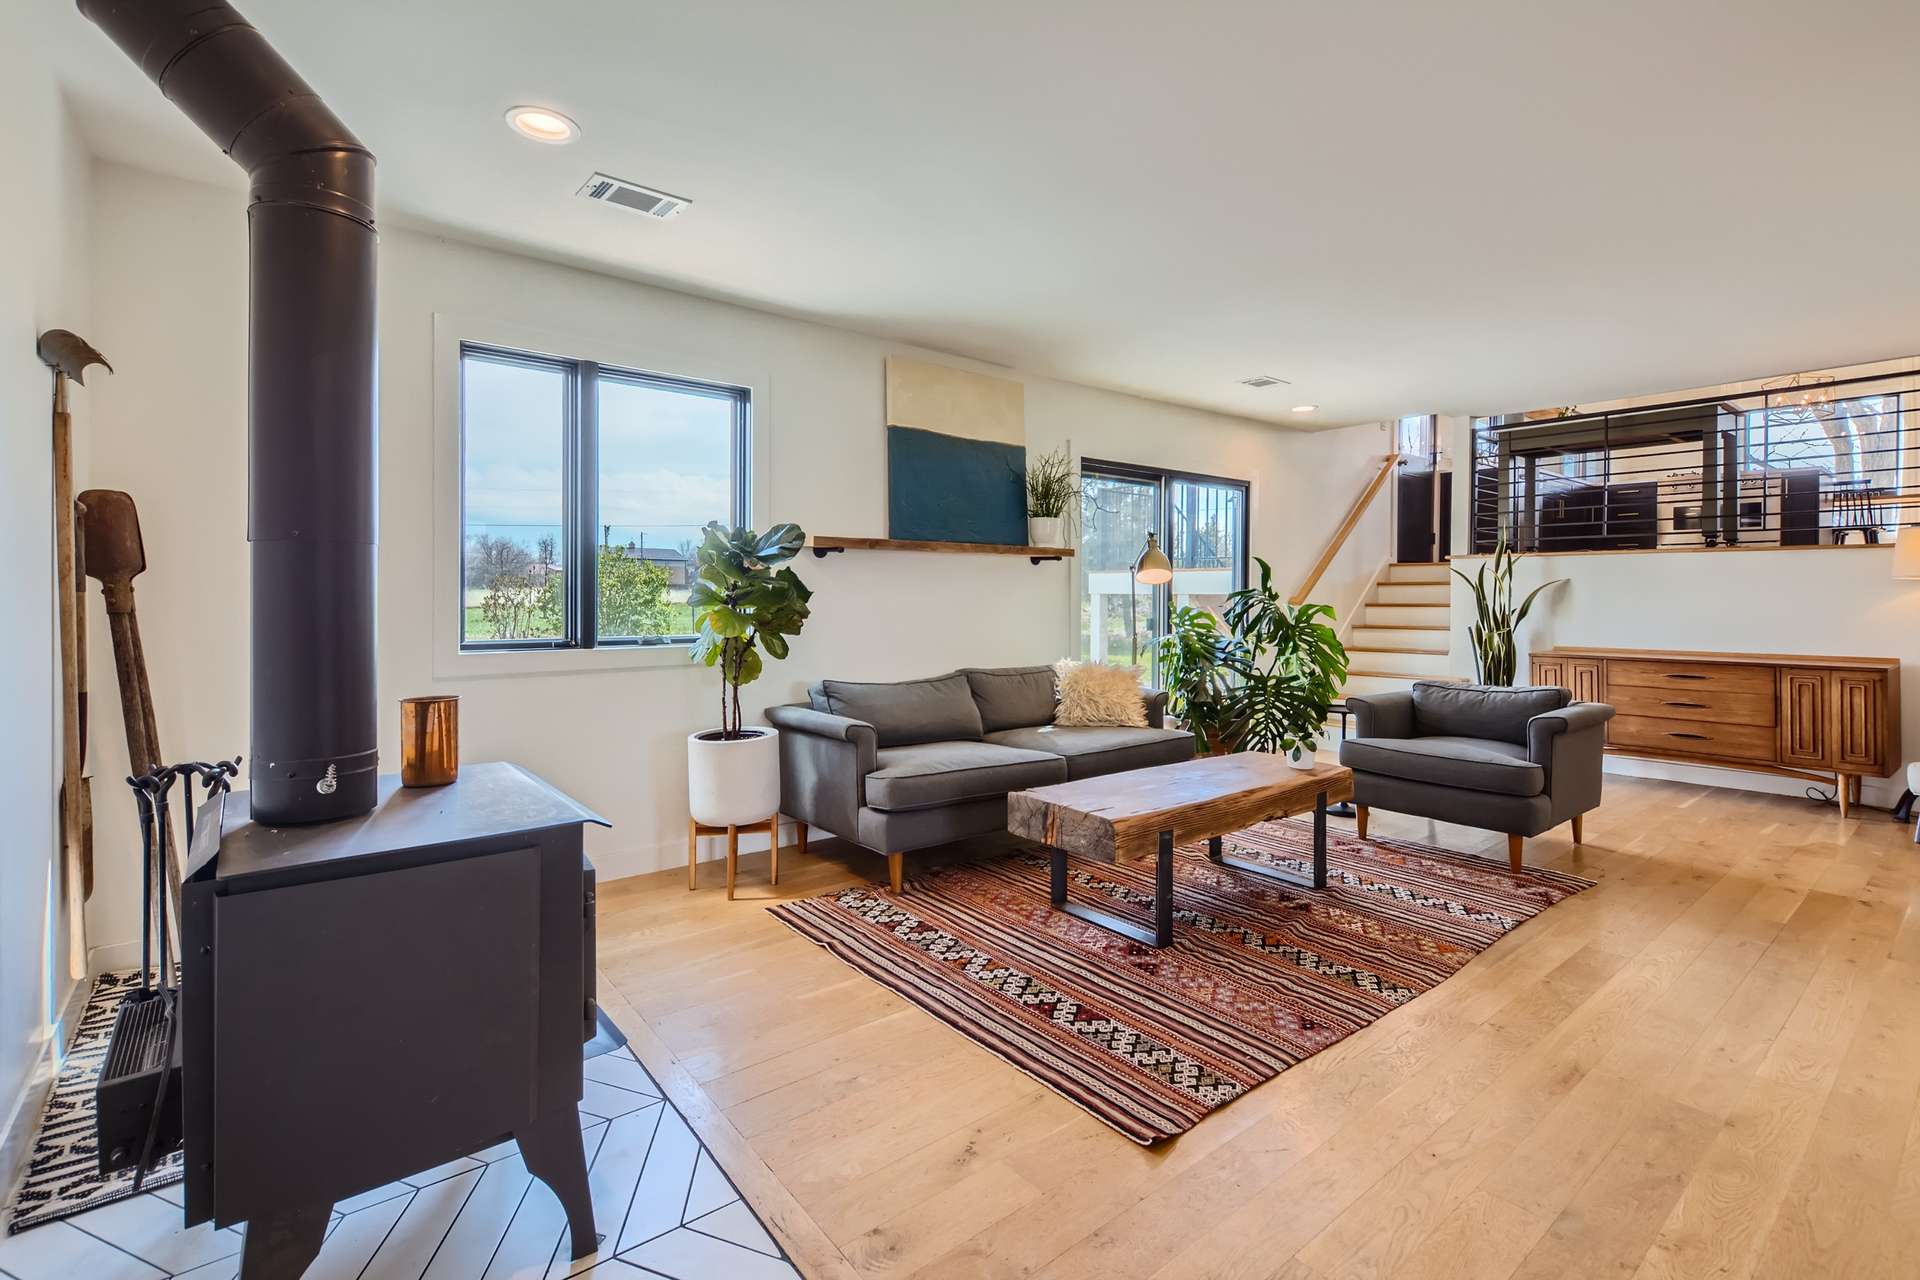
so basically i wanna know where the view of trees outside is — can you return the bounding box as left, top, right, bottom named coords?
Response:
left=1078, top=471, right=1246, bottom=679
left=460, top=351, right=737, bottom=643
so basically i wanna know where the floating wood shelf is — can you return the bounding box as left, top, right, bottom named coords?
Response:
left=805, top=536, right=1074, bottom=564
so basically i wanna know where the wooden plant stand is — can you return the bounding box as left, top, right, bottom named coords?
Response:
left=688, top=815, right=803, bottom=899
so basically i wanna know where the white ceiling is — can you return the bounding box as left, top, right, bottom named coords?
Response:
left=35, top=0, right=1920, bottom=428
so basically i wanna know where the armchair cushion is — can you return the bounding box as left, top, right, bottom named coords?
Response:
left=1340, top=735, right=1545, bottom=797
left=1410, top=682, right=1569, bottom=746
left=959, top=665, right=1059, bottom=732
left=865, top=741, right=1066, bottom=812
left=811, top=673, right=985, bottom=747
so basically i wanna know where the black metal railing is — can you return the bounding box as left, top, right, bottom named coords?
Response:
left=1470, top=367, right=1918, bottom=554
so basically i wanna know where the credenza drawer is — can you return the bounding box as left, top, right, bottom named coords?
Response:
left=1609, top=714, right=1777, bottom=762
left=1604, top=660, right=1776, bottom=696
left=1604, top=685, right=1776, bottom=727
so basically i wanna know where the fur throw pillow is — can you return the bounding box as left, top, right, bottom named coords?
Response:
left=1052, top=659, right=1148, bottom=728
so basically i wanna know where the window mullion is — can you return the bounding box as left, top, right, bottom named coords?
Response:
left=575, top=361, right=600, bottom=648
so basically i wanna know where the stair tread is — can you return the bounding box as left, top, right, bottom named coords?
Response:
left=1346, top=669, right=1470, bottom=680
left=1355, top=623, right=1451, bottom=631
left=1345, top=645, right=1449, bottom=655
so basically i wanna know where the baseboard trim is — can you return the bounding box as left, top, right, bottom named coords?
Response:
left=0, top=977, right=89, bottom=1216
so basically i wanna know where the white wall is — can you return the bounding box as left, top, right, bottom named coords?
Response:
left=0, top=30, right=92, bottom=1168
left=82, top=162, right=1388, bottom=963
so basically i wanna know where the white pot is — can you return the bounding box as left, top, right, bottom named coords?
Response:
left=687, top=726, right=781, bottom=827
left=1284, top=734, right=1320, bottom=770
left=1028, top=516, right=1064, bottom=548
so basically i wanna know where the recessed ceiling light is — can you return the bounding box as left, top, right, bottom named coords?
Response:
left=505, top=105, right=580, bottom=144
left=1291, top=404, right=1318, bottom=414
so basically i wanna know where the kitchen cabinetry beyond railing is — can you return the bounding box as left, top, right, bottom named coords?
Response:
left=1529, top=647, right=1900, bottom=818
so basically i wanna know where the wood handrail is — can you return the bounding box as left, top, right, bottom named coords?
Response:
left=1289, top=452, right=1402, bottom=606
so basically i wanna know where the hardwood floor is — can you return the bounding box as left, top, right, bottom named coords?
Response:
left=594, top=776, right=1920, bottom=1280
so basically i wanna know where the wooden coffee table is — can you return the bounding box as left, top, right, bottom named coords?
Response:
left=1007, top=757, right=1354, bottom=948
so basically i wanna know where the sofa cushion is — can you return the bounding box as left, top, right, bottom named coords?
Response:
left=960, top=666, right=1058, bottom=733
left=985, top=725, right=1195, bottom=780
left=1410, top=682, right=1568, bottom=746
left=864, top=741, right=1066, bottom=812
left=1340, top=735, right=1545, bottom=797
left=811, top=674, right=985, bottom=747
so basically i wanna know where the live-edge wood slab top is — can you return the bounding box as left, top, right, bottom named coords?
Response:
left=1008, top=756, right=1353, bottom=864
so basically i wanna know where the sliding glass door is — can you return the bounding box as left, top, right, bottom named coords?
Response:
left=1078, top=461, right=1249, bottom=682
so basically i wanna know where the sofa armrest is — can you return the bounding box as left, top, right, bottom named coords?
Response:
left=1143, top=687, right=1170, bottom=729
left=764, top=704, right=878, bottom=840
left=1344, top=690, right=1415, bottom=740
left=1528, top=702, right=1615, bottom=816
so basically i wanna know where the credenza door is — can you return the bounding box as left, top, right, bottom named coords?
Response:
left=1831, top=670, right=1889, bottom=775
left=1779, top=668, right=1831, bottom=770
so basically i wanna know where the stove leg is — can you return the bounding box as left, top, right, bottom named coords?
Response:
left=519, top=1106, right=599, bottom=1260
left=237, top=1203, right=329, bottom=1280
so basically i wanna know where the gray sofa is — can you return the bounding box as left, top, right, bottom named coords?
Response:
left=1339, top=681, right=1613, bottom=871
left=766, top=666, right=1196, bottom=891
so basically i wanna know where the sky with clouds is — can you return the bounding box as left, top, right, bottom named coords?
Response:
left=462, top=355, right=735, bottom=556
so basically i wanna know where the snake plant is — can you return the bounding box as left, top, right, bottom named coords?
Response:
left=1452, top=535, right=1563, bottom=686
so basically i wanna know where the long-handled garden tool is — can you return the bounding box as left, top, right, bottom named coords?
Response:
left=38, top=329, right=110, bottom=980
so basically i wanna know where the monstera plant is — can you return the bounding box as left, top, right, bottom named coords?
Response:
left=685, top=521, right=812, bottom=832
left=1153, top=605, right=1241, bottom=754
left=1221, top=558, right=1349, bottom=767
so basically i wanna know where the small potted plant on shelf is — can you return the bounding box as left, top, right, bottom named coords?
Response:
left=1223, top=558, right=1349, bottom=769
left=686, top=521, right=812, bottom=828
left=1022, top=445, right=1078, bottom=548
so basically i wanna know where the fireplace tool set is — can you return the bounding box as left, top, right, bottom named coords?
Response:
left=99, top=758, right=240, bottom=1184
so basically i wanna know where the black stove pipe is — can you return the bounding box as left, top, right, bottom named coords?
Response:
left=79, top=0, right=379, bottom=824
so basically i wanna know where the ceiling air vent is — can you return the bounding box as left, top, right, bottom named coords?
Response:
left=1238, top=374, right=1290, bottom=388
left=577, top=173, right=689, bottom=220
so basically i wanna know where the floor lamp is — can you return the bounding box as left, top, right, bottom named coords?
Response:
left=1129, top=531, right=1173, bottom=667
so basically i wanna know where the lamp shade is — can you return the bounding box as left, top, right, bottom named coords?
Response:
left=1894, top=527, right=1920, bottom=579
left=1133, top=532, right=1173, bottom=585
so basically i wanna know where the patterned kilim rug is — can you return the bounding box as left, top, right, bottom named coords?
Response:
left=6, top=970, right=183, bottom=1232
left=770, top=819, right=1592, bottom=1144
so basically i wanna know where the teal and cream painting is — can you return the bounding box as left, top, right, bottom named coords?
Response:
left=885, top=356, right=1027, bottom=545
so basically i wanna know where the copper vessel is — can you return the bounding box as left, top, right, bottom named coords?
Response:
left=399, top=695, right=459, bottom=787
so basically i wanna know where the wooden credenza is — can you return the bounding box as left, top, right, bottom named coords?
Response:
left=1529, top=647, right=1901, bottom=818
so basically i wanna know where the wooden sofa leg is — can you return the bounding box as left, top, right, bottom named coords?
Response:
left=796, top=821, right=809, bottom=857
left=1507, top=833, right=1524, bottom=872
left=1571, top=814, right=1584, bottom=845
left=887, top=852, right=904, bottom=894
left=1354, top=805, right=1369, bottom=840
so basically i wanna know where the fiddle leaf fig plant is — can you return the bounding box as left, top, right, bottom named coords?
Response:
left=689, top=521, right=812, bottom=739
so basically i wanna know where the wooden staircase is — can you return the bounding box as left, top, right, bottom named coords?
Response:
left=1339, top=561, right=1468, bottom=700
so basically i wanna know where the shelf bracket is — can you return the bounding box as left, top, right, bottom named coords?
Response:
left=1029, top=555, right=1064, bottom=564
left=810, top=546, right=844, bottom=558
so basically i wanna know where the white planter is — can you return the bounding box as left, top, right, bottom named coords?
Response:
left=1284, top=734, right=1320, bottom=770
left=687, top=726, right=781, bottom=827
left=1028, top=516, right=1064, bottom=548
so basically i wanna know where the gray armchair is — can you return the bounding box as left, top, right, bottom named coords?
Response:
left=1338, top=681, right=1613, bottom=871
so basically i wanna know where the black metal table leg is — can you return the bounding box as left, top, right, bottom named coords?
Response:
left=1206, top=789, right=1331, bottom=891
left=1046, top=830, right=1177, bottom=948
left=1326, top=705, right=1357, bottom=817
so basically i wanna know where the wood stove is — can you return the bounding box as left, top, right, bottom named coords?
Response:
left=180, top=763, right=605, bottom=1279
